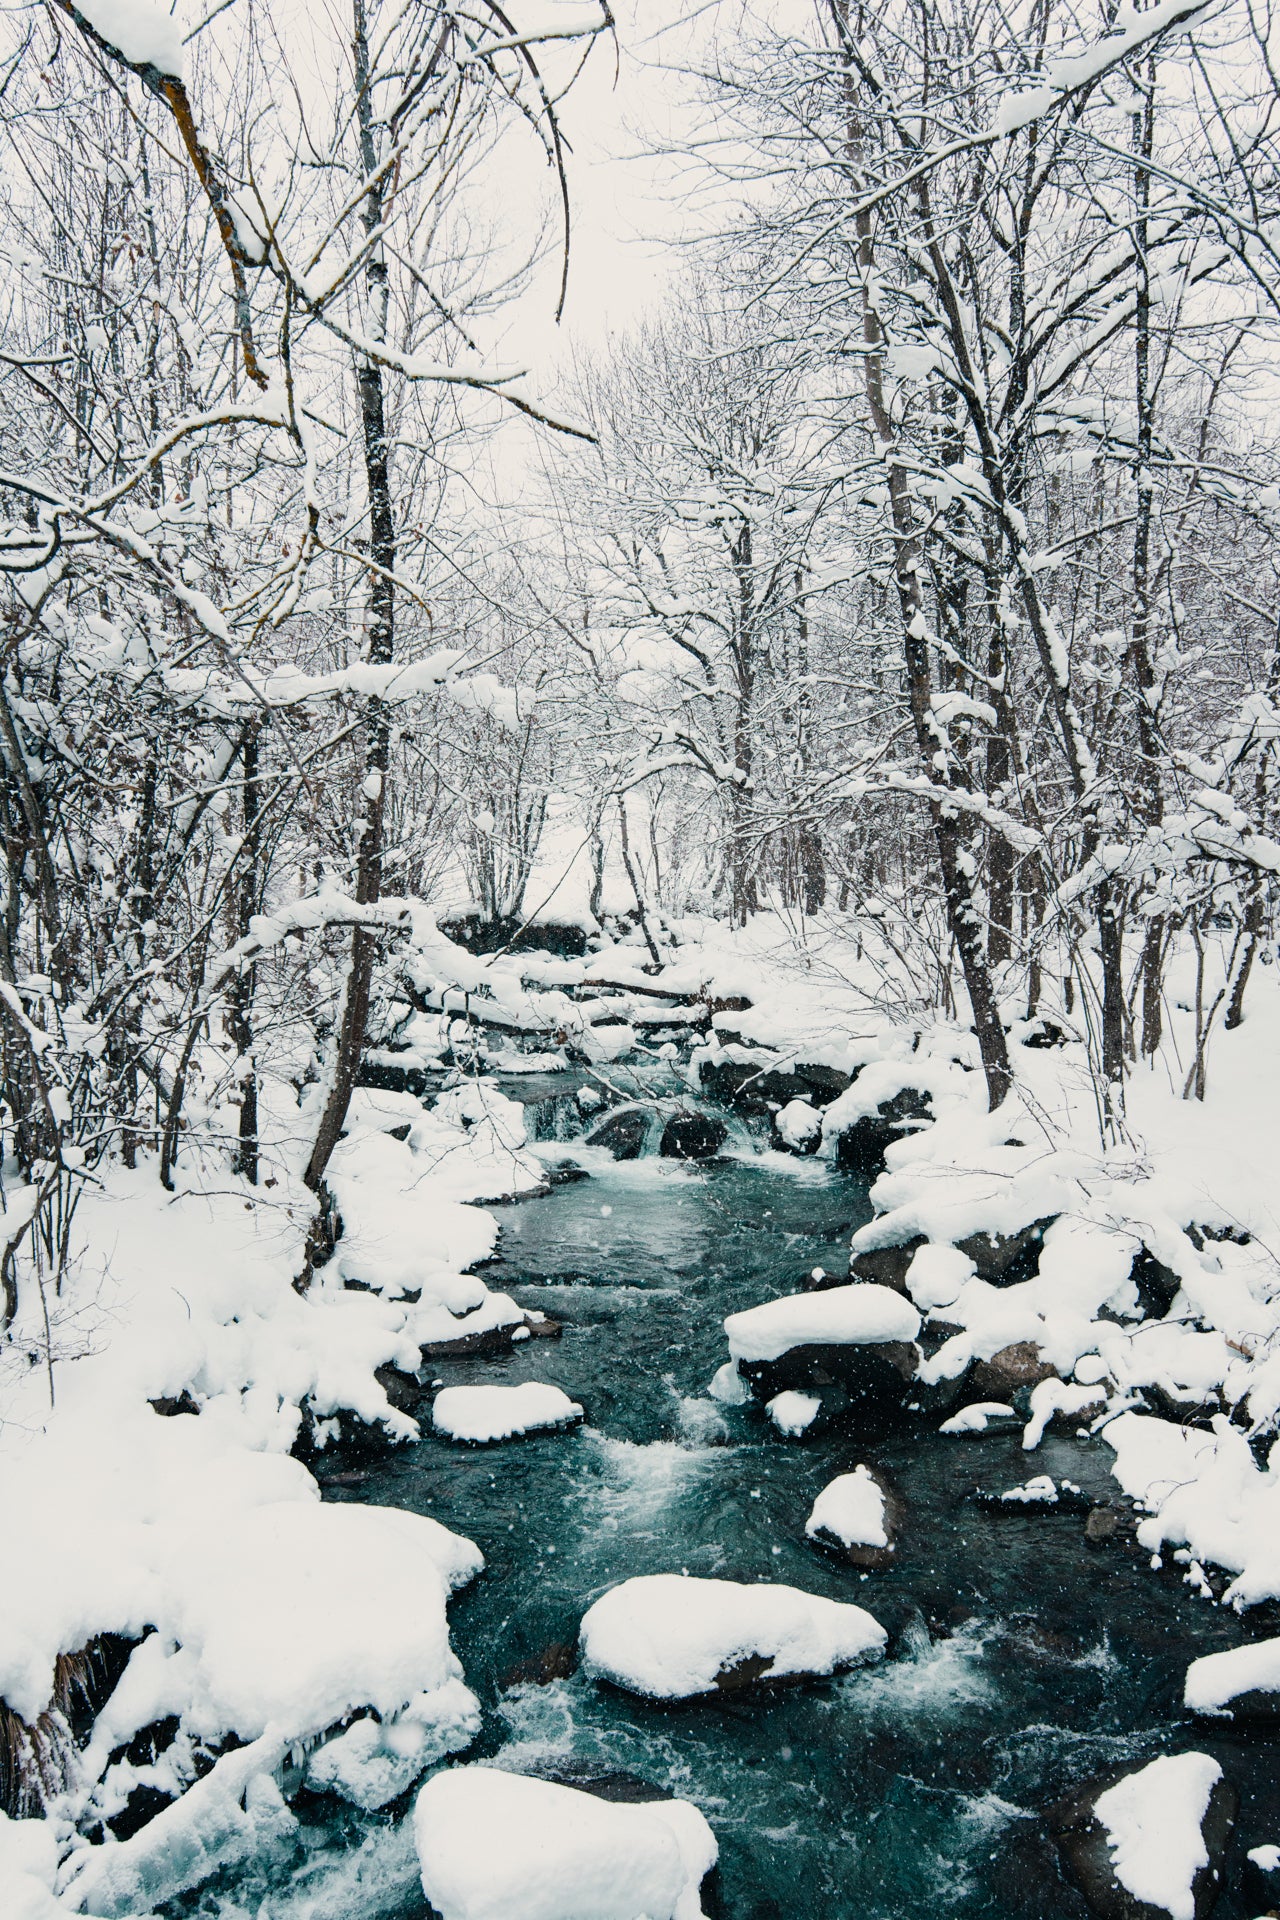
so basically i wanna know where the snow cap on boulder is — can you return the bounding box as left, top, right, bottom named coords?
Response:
left=578, top=1572, right=886, bottom=1700
left=414, top=1764, right=717, bottom=1920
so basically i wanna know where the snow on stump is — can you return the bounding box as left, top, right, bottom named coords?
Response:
left=1049, top=1752, right=1236, bottom=1920
left=430, top=1383, right=584, bottom=1446
left=805, top=1465, right=902, bottom=1570
left=1184, top=1636, right=1280, bottom=1720
left=578, top=1573, right=886, bottom=1700
left=723, top=1284, right=920, bottom=1417
left=414, top=1764, right=717, bottom=1920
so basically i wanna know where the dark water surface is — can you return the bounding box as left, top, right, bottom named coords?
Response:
left=175, top=1127, right=1280, bottom=1920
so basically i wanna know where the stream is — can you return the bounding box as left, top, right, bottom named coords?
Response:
left=172, top=1080, right=1280, bottom=1920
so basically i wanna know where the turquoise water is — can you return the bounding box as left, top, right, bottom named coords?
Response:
left=170, top=1126, right=1280, bottom=1919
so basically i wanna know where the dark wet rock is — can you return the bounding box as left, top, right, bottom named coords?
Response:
left=1085, top=1506, right=1118, bottom=1547
left=373, top=1363, right=425, bottom=1415
left=969, top=1341, right=1058, bottom=1401
left=740, top=1339, right=920, bottom=1427
left=499, top=1642, right=578, bottom=1690
left=970, top=1478, right=1092, bottom=1515
left=1130, top=1247, right=1183, bottom=1319
left=848, top=1239, right=926, bottom=1294
left=148, top=1390, right=200, bottom=1418
left=833, top=1089, right=932, bottom=1175
left=1048, top=1762, right=1236, bottom=1920
left=698, top=1054, right=852, bottom=1114
left=585, top=1105, right=650, bottom=1159
left=1142, top=1381, right=1217, bottom=1424
left=547, top=1162, right=592, bottom=1185
left=417, top=1314, right=561, bottom=1359
left=659, top=1111, right=728, bottom=1160
left=955, top=1217, right=1055, bottom=1285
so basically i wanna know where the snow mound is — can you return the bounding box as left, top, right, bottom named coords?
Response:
left=0, top=1812, right=65, bottom=1920
left=431, top=1382, right=584, bottom=1444
left=805, top=1467, right=888, bottom=1549
left=766, top=1390, right=821, bottom=1435
left=578, top=1573, right=886, bottom=1699
left=939, top=1401, right=1016, bottom=1434
left=1184, top=1636, right=1280, bottom=1716
left=1093, top=1752, right=1223, bottom=1920
left=414, top=1764, right=717, bottom=1920
left=724, top=1283, right=919, bottom=1364
left=1106, top=1411, right=1280, bottom=1606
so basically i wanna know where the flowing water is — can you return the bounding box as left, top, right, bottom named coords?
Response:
left=171, top=1089, right=1280, bottom=1920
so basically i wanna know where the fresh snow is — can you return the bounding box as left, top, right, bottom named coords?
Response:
left=1092, top=1752, right=1222, bottom=1920
left=1184, top=1636, right=1280, bottom=1715
left=724, top=1283, right=920, bottom=1363
left=939, top=1401, right=1017, bottom=1434
left=805, top=1466, right=889, bottom=1549
left=431, top=1382, right=584, bottom=1444
left=414, top=1765, right=717, bottom=1920
left=578, top=1573, right=886, bottom=1699
left=766, top=1389, right=821, bottom=1435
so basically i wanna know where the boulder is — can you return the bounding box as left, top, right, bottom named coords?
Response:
left=585, top=1106, right=651, bottom=1159
left=1184, top=1635, right=1280, bottom=1721
left=579, top=1574, right=885, bottom=1701
left=724, top=1283, right=921, bottom=1420
left=848, top=1240, right=925, bottom=1293
left=955, top=1217, right=1055, bottom=1285
left=832, top=1089, right=932, bottom=1175
left=1049, top=1752, right=1236, bottom=1920
left=659, top=1111, right=727, bottom=1160
left=805, top=1464, right=904, bottom=1570
left=969, top=1342, right=1058, bottom=1402
left=414, top=1764, right=717, bottom=1920
left=430, top=1382, right=584, bottom=1445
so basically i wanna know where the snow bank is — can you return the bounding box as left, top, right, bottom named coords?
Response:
left=1105, top=1412, right=1280, bottom=1606
left=1184, top=1636, right=1280, bottom=1716
left=1092, top=1752, right=1223, bottom=1920
left=414, top=1765, right=717, bottom=1920
left=578, top=1573, right=886, bottom=1699
left=724, top=1284, right=919, bottom=1364
left=0, top=1813, right=65, bottom=1920
left=431, top=1382, right=584, bottom=1444
left=805, top=1467, right=888, bottom=1549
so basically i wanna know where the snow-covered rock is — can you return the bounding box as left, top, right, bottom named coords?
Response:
left=766, top=1390, right=821, bottom=1436
left=724, top=1284, right=920, bottom=1363
left=805, top=1465, right=900, bottom=1568
left=414, top=1764, right=717, bottom=1920
left=578, top=1573, right=886, bottom=1699
left=1050, top=1752, right=1236, bottom=1920
left=939, top=1400, right=1018, bottom=1434
left=723, top=1284, right=921, bottom=1414
left=305, top=1678, right=482, bottom=1808
left=431, top=1382, right=584, bottom=1444
left=1184, top=1636, right=1280, bottom=1719
left=775, top=1098, right=821, bottom=1152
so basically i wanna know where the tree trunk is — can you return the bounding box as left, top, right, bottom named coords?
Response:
left=301, top=0, right=395, bottom=1208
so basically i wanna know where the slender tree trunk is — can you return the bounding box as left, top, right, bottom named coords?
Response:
left=838, top=13, right=1010, bottom=1108
left=228, top=726, right=260, bottom=1183
left=301, top=0, right=395, bottom=1207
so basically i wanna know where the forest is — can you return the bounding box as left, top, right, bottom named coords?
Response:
left=2, top=0, right=1280, bottom=1916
